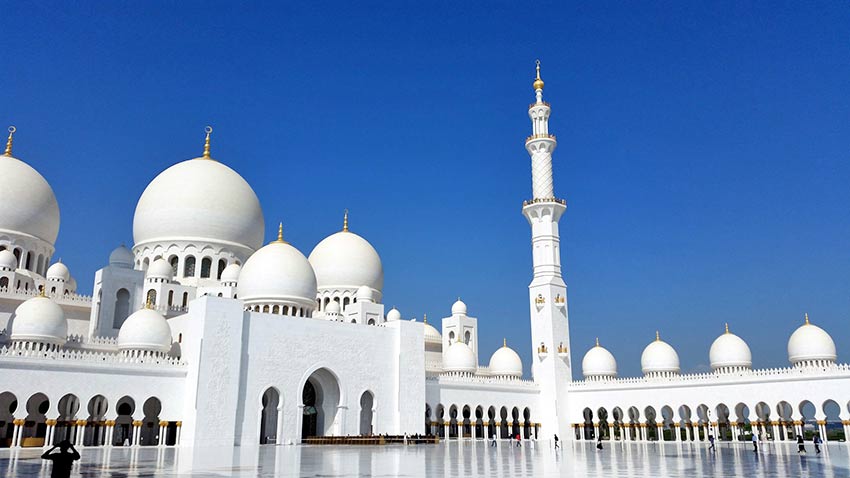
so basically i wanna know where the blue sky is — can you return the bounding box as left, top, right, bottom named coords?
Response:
left=2, top=1, right=849, bottom=377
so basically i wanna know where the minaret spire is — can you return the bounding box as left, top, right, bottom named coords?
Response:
left=524, top=60, right=559, bottom=202
left=4, top=126, right=15, bottom=157
left=202, top=126, right=212, bottom=159
left=342, top=209, right=349, bottom=232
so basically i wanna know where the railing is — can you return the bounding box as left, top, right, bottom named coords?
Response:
left=522, top=197, right=567, bottom=206
left=0, top=287, right=92, bottom=304
left=429, top=374, right=538, bottom=387
left=570, top=362, right=850, bottom=388
left=0, top=344, right=185, bottom=367
left=303, top=436, right=439, bottom=445
left=525, top=134, right=556, bottom=142
left=528, top=101, right=551, bottom=108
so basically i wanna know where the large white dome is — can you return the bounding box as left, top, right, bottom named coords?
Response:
left=641, top=333, right=680, bottom=375
left=582, top=340, right=618, bottom=378
left=308, top=226, right=383, bottom=293
left=489, top=340, right=523, bottom=377
left=238, top=239, right=318, bottom=305
left=709, top=324, right=752, bottom=370
left=788, top=314, right=836, bottom=365
left=9, top=295, right=67, bottom=345
left=0, top=153, right=60, bottom=245
left=133, top=158, right=264, bottom=251
left=443, top=341, right=476, bottom=374
left=117, top=307, right=172, bottom=353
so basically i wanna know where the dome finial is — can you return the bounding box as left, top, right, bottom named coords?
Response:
left=145, top=297, right=154, bottom=309
left=725, top=322, right=729, bottom=334
left=423, top=313, right=427, bottom=324
left=38, top=286, right=47, bottom=298
left=4, top=126, right=15, bottom=157
left=503, top=337, right=507, bottom=348
left=273, top=222, right=286, bottom=243
left=533, top=59, right=544, bottom=91
left=596, top=337, right=600, bottom=347
left=202, top=126, right=213, bottom=159
left=342, top=209, right=349, bottom=232
left=655, top=330, right=660, bottom=341
left=804, top=312, right=810, bottom=325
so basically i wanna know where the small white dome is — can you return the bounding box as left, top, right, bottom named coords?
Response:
left=0, top=250, right=17, bottom=270
left=356, top=285, right=374, bottom=303
left=117, top=307, right=172, bottom=353
left=46, top=261, right=70, bottom=281
left=709, top=325, right=752, bottom=370
left=451, top=299, right=467, bottom=316
left=641, top=333, right=680, bottom=375
left=147, top=258, right=173, bottom=281
left=386, top=307, right=401, bottom=321
left=788, top=314, right=836, bottom=365
left=0, top=154, right=60, bottom=246
left=489, top=341, right=523, bottom=377
left=238, top=240, right=317, bottom=305
left=582, top=340, right=618, bottom=378
left=133, top=158, right=264, bottom=252
left=109, top=245, right=134, bottom=268
left=325, top=301, right=341, bottom=314
left=423, top=322, right=442, bottom=343
left=9, top=295, right=67, bottom=345
left=443, top=341, right=476, bottom=374
left=308, top=227, right=383, bottom=293
left=220, top=263, right=242, bottom=283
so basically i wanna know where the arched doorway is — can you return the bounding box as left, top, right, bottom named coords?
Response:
left=54, top=394, right=80, bottom=445
left=259, top=387, right=281, bottom=445
left=140, top=397, right=162, bottom=446
left=0, top=392, right=17, bottom=447
left=359, top=391, right=374, bottom=435
left=113, top=396, right=135, bottom=446
left=22, top=393, right=49, bottom=447
left=84, top=395, right=108, bottom=446
left=300, top=368, right=341, bottom=439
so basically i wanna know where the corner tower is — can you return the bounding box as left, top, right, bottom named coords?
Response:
left=522, top=61, right=572, bottom=440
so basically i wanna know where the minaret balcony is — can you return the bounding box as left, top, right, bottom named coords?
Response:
left=525, top=133, right=556, bottom=143
left=522, top=197, right=566, bottom=207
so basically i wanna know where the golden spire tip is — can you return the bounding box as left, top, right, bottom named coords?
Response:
left=804, top=312, right=809, bottom=325
left=725, top=323, right=729, bottom=334
left=273, top=222, right=285, bottom=243
left=38, top=286, right=47, bottom=298
left=4, top=126, right=15, bottom=157
left=202, top=126, right=212, bottom=159
left=595, top=337, right=600, bottom=347
left=503, top=338, right=507, bottom=347
left=342, top=209, right=349, bottom=232
left=423, top=313, right=427, bottom=324
left=655, top=330, right=660, bottom=341
left=533, top=60, right=544, bottom=90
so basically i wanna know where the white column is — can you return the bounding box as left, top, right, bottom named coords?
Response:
left=132, top=423, right=140, bottom=446
left=175, top=422, right=182, bottom=445
left=593, top=423, right=599, bottom=440
left=11, top=420, right=22, bottom=448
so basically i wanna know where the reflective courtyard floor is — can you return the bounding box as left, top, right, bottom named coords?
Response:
left=1, top=440, right=848, bottom=477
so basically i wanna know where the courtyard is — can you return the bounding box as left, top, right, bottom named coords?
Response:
left=0, top=440, right=846, bottom=477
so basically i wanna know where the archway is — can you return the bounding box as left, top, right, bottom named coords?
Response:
left=462, top=405, right=471, bottom=438
left=627, top=406, right=640, bottom=440
left=823, top=400, right=844, bottom=441
left=113, top=288, right=131, bottom=328
left=499, top=407, right=509, bottom=439
left=436, top=405, right=445, bottom=438
left=523, top=408, right=532, bottom=439
left=660, top=406, right=674, bottom=441
left=475, top=406, right=484, bottom=439
left=424, top=404, right=432, bottom=436
left=260, top=387, right=281, bottom=444
left=776, top=401, right=794, bottom=441
left=0, top=392, right=17, bottom=447
left=799, top=400, right=816, bottom=440
left=734, top=403, right=751, bottom=441
left=448, top=405, right=458, bottom=438
left=755, top=402, right=771, bottom=440
left=487, top=406, right=496, bottom=440
left=678, top=405, right=693, bottom=441
left=597, top=407, right=609, bottom=440
left=113, top=396, right=135, bottom=446
left=359, top=391, right=374, bottom=435
left=84, top=395, right=108, bottom=446
left=300, top=368, right=341, bottom=439
left=582, top=407, right=594, bottom=440
left=612, top=407, right=624, bottom=441
left=22, top=393, right=49, bottom=446
left=696, top=404, right=710, bottom=441
left=715, top=403, right=731, bottom=441
left=644, top=407, right=657, bottom=441
left=140, top=397, right=162, bottom=446
left=54, top=394, right=80, bottom=445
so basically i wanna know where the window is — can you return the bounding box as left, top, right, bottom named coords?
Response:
left=113, top=289, right=131, bottom=328
left=167, top=290, right=174, bottom=306
left=146, top=289, right=157, bottom=305
left=169, top=256, right=179, bottom=276
left=200, top=257, right=212, bottom=278
left=217, top=259, right=226, bottom=280
left=0, top=277, right=7, bottom=288
left=181, top=292, right=188, bottom=308
left=184, top=256, right=196, bottom=277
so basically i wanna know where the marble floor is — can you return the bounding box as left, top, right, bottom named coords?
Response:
left=0, top=440, right=848, bottom=477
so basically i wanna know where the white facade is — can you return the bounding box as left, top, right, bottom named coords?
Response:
left=0, top=67, right=848, bottom=453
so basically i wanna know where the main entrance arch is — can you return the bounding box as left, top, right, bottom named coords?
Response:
left=300, top=368, right=341, bottom=439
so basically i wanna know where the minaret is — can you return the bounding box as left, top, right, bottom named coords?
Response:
left=522, top=61, right=572, bottom=441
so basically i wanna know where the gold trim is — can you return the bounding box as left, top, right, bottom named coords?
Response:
left=4, top=126, right=15, bottom=157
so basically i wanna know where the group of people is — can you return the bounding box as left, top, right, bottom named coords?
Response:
left=707, top=433, right=824, bottom=454
left=489, top=433, right=525, bottom=447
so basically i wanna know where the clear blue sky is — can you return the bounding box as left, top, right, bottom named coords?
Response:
left=2, top=1, right=849, bottom=377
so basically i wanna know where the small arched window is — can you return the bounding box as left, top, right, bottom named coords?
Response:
left=200, top=257, right=212, bottom=278
left=167, top=290, right=174, bottom=306
left=169, top=256, right=179, bottom=276
left=368, top=319, right=376, bottom=325
left=184, top=256, right=196, bottom=277
left=146, top=289, right=157, bottom=305
left=217, top=259, right=227, bottom=280
left=0, top=277, right=8, bottom=288
left=181, top=292, right=188, bottom=308
left=272, top=305, right=280, bottom=314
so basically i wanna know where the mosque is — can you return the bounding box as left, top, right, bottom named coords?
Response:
left=0, top=63, right=848, bottom=450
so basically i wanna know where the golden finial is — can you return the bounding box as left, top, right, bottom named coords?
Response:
left=503, top=338, right=507, bottom=348
left=804, top=312, right=810, bottom=325
left=145, top=297, right=154, bottom=309
left=423, top=313, right=427, bottom=324
left=273, top=222, right=285, bottom=243
left=595, top=337, right=600, bottom=347
left=202, top=126, right=212, bottom=159
left=4, top=126, right=16, bottom=157
left=655, top=330, right=660, bottom=341
left=533, top=60, right=544, bottom=90
left=342, top=209, right=349, bottom=232
left=38, top=286, right=47, bottom=298
left=725, top=323, right=729, bottom=334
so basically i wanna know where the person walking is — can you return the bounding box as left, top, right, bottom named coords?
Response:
left=797, top=435, right=806, bottom=453
left=813, top=434, right=822, bottom=454
left=751, top=432, right=758, bottom=452
left=553, top=434, right=560, bottom=450
left=41, top=440, right=81, bottom=478
left=708, top=434, right=716, bottom=452
left=490, top=433, right=497, bottom=447
left=515, top=433, right=521, bottom=447
left=596, top=435, right=603, bottom=451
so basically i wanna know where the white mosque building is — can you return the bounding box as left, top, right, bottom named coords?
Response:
left=0, top=63, right=849, bottom=450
